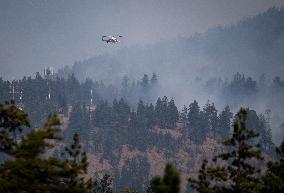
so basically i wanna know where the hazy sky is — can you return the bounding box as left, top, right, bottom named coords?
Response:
left=1, top=0, right=284, bottom=79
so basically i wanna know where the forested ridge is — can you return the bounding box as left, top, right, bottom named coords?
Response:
left=0, top=101, right=284, bottom=193
left=0, top=71, right=281, bottom=193
left=60, top=7, right=284, bottom=143
left=1, top=6, right=284, bottom=193
left=68, top=7, right=284, bottom=82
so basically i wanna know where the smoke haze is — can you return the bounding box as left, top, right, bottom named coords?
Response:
left=1, top=0, right=284, bottom=79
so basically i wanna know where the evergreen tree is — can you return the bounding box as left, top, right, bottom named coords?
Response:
left=257, top=114, right=274, bottom=152
left=141, top=74, right=149, bottom=88
left=150, top=73, right=158, bottom=86
left=117, top=98, right=130, bottom=126
left=180, top=105, right=188, bottom=127
left=217, top=105, right=233, bottom=140
left=146, top=103, right=155, bottom=128
left=160, top=96, right=168, bottom=128
left=202, top=102, right=218, bottom=135
left=246, top=110, right=274, bottom=153
left=67, top=73, right=81, bottom=104
left=121, top=76, right=130, bottom=99
left=187, top=100, right=206, bottom=144
left=188, top=160, right=216, bottom=193
left=137, top=100, right=147, bottom=129
left=92, top=174, right=113, bottom=193
left=67, top=103, right=90, bottom=142
left=116, top=156, right=150, bottom=193
left=167, top=99, right=179, bottom=129
left=0, top=78, right=10, bottom=103
left=0, top=102, right=91, bottom=193
left=187, top=100, right=200, bottom=129
left=63, top=132, right=90, bottom=192
left=155, top=97, right=163, bottom=127
left=94, top=100, right=113, bottom=128
left=112, top=99, right=119, bottom=124
left=261, top=140, right=284, bottom=193
left=150, top=163, right=180, bottom=193
left=189, top=108, right=264, bottom=193
left=0, top=101, right=30, bottom=147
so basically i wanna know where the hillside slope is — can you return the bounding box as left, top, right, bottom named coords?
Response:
left=70, top=7, right=284, bottom=84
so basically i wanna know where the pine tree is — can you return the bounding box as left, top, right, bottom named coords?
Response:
left=150, top=73, right=158, bottom=86
left=180, top=105, right=188, bottom=127
left=202, top=101, right=218, bottom=135
left=121, top=76, right=130, bottom=99
left=187, top=100, right=200, bottom=129
left=137, top=100, right=147, bottom=129
left=141, top=74, right=149, bottom=88
left=167, top=99, right=179, bottom=129
left=0, top=102, right=91, bottom=193
left=92, top=174, right=113, bottom=193
left=187, top=100, right=206, bottom=144
left=188, top=160, right=217, bottom=193
left=67, top=73, right=81, bottom=104
left=117, top=156, right=150, bottom=193
left=261, top=140, right=284, bottom=193
left=0, top=100, right=30, bottom=153
left=94, top=100, right=113, bottom=128
left=217, top=105, right=233, bottom=140
left=150, top=163, right=180, bottom=193
left=117, top=98, right=130, bottom=126
left=245, top=110, right=274, bottom=153
left=189, top=108, right=264, bottom=193
left=146, top=103, right=155, bottom=128
left=161, top=96, right=168, bottom=128
left=67, top=103, right=90, bottom=142
left=155, top=97, right=163, bottom=127
left=112, top=99, right=119, bottom=124
left=63, top=132, right=90, bottom=192
left=257, top=114, right=274, bottom=152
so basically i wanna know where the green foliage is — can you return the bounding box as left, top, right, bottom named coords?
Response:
left=0, top=100, right=30, bottom=147
left=0, top=102, right=91, bottom=193
left=67, top=103, right=91, bottom=143
left=217, top=105, right=233, bottom=140
left=261, top=140, right=284, bottom=193
left=115, top=156, right=150, bottom=193
left=186, top=100, right=208, bottom=144
left=114, top=98, right=130, bottom=127
left=202, top=102, right=218, bottom=133
left=188, top=160, right=218, bottom=193
left=187, top=100, right=200, bottom=129
left=62, top=132, right=90, bottom=193
left=150, top=163, right=180, bottom=193
left=189, top=108, right=264, bottom=193
left=246, top=110, right=274, bottom=153
left=167, top=99, right=179, bottom=129
left=154, top=97, right=179, bottom=129
left=94, top=100, right=113, bottom=128
left=180, top=105, right=188, bottom=126
left=92, top=174, right=113, bottom=193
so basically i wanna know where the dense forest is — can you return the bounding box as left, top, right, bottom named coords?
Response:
left=0, top=70, right=281, bottom=192
left=1, top=5, right=284, bottom=193
left=0, top=101, right=283, bottom=193
left=1, top=70, right=284, bottom=141
left=59, top=7, right=284, bottom=143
